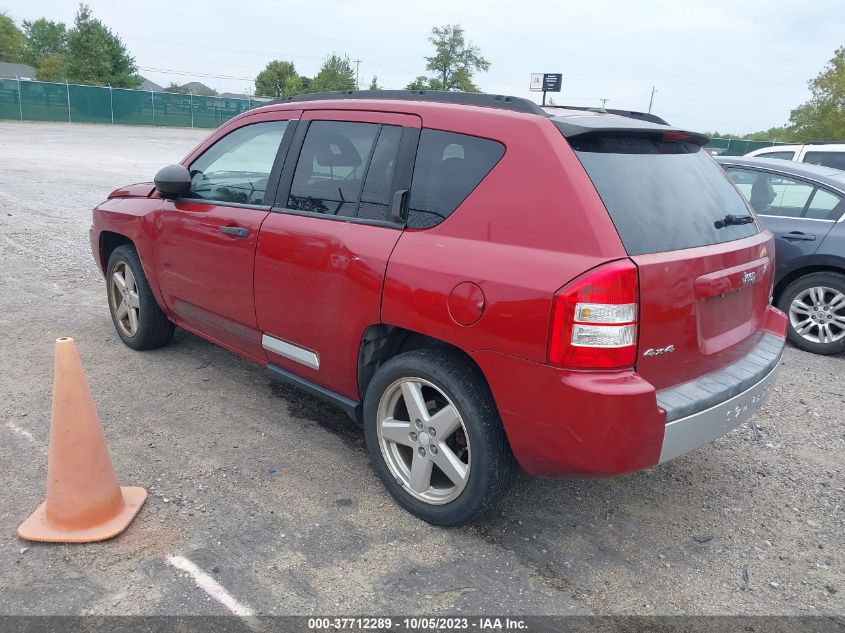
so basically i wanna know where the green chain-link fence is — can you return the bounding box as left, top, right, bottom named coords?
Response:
left=0, top=77, right=262, bottom=127
left=705, top=137, right=790, bottom=156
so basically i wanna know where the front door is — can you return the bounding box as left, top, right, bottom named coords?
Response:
left=154, top=116, right=296, bottom=360
left=254, top=110, right=421, bottom=399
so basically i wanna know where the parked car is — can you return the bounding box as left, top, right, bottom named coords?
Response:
left=90, top=91, right=787, bottom=525
left=745, top=143, right=845, bottom=170
left=716, top=156, right=845, bottom=355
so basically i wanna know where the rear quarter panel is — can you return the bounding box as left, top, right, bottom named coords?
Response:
left=382, top=113, right=627, bottom=363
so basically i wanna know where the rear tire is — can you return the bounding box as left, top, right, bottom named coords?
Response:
left=106, top=244, right=175, bottom=350
left=363, top=349, right=512, bottom=526
left=777, top=271, right=845, bottom=355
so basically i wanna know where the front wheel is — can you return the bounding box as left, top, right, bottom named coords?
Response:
left=106, top=244, right=175, bottom=350
left=777, top=271, right=845, bottom=355
left=363, top=349, right=512, bottom=526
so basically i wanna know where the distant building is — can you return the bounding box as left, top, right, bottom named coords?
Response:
left=139, top=76, right=164, bottom=92
left=179, top=81, right=217, bottom=96
left=0, top=62, right=36, bottom=80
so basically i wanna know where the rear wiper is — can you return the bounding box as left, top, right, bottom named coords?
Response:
left=714, top=214, right=755, bottom=229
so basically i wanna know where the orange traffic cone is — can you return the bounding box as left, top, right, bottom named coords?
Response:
left=18, top=337, right=146, bottom=543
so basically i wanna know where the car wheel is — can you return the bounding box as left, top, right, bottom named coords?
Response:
left=106, top=244, right=175, bottom=350
left=777, top=271, right=845, bottom=355
left=363, top=349, right=513, bottom=526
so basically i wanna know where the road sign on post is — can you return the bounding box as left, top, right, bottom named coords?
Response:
left=530, top=73, right=562, bottom=106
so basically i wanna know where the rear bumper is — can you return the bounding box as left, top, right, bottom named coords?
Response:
left=471, top=311, right=786, bottom=478
left=657, top=333, right=783, bottom=462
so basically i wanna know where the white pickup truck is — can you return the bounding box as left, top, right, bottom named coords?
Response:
left=745, top=143, right=845, bottom=170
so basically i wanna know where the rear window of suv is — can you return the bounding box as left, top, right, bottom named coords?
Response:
left=568, top=135, right=759, bottom=255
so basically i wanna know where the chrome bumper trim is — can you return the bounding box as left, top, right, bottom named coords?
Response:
left=659, top=360, right=780, bottom=463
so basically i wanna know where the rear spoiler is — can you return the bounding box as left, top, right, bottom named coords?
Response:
left=543, top=105, right=669, bottom=126
left=550, top=113, right=710, bottom=147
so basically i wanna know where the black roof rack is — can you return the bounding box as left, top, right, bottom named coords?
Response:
left=268, top=90, right=549, bottom=116
left=265, top=90, right=674, bottom=127
left=544, top=104, right=669, bottom=126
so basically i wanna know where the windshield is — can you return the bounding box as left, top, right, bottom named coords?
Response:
left=570, top=135, right=759, bottom=255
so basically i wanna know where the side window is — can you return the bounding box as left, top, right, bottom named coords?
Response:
left=806, top=188, right=844, bottom=221
left=728, top=168, right=814, bottom=218
left=803, top=151, right=845, bottom=171
left=755, top=151, right=795, bottom=161
left=188, top=121, right=288, bottom=205
left=408, top=130, right=505, bottom=229
left=286, top=121, right=401, bottom=221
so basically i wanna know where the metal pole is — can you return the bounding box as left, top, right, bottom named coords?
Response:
left=542, top=90, right=546, bottom=107
left=109, top=84, right=114, bottom=124
left=16, top=76, right=22, bottom=120
left=151, top=90, right=155, bottom=126
left=190, top=93, right=194, bottom=128
left=66, top=80, right=71, bottom=122
left=648, top=86, right=656, bottom=113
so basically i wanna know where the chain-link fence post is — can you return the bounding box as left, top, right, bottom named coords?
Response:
left=109, top=84, right=114, bottom=124
left=190, top=93, right=194, bottom=128
left=151, top=90, right=156, bottom=126
left=16, top=75, right=23, bottom=120
left=65, top=80, right=72, bottom=122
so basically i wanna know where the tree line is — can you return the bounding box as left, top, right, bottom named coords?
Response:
left=254, top=25, right=489, bottom=97
left=4, top=5, right=841, bottom=142
left=1, top=7, right=491, bottom=98
left=708, top=47, right=845, bottom=143
left=0, top=4, right=140, bottom=87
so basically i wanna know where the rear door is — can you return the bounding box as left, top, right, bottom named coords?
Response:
left=570, top=134, right=775, bottom=389
left=254, top=110, right=421, bottom=399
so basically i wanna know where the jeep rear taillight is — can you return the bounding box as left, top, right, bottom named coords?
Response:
left=549, top=260, right=639, bottom=370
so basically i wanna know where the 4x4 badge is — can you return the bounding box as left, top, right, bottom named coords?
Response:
left=643, top=345, right=675, bottom=357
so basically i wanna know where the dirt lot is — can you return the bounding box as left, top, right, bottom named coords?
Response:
left=0, top=121, right=842, bottom=617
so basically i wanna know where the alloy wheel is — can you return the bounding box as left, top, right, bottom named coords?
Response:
left=788, top=286, right=845, bottom=345
left=376, top=377, right=471, bottom=505
left=109, top=261, right=141, bottom=337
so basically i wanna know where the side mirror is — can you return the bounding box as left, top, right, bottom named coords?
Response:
left=154, top=164, right=191, bottom=199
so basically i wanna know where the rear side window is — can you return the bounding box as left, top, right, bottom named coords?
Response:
left=726, top=168, right=814, bottom=217
left=755, top=151, right=795, bottom=161
left=803, top=151, right=845, bottom=171
left=286, top=121, right=402, bottom=221
left=570, top=136, right=759, bottom=255
left=408, top=130, right=504, bottom=229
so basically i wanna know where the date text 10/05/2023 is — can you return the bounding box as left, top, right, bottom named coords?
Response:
left=307, top=617, right=528, bottom=630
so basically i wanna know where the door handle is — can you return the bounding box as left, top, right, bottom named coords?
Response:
left=781, top=231, right=816, bottom=241
left=219, top=226, right=249, bottom=238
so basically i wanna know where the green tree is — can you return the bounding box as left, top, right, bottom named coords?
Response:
left=405, top=75, right=442, bottom=91
left=22, top=18, right=67, bottom=66
left=788, top=46, right=845, bottom=141
left=414, top=25, right=490, bottom=92
left=63, top=4, right=140, bottom=87
left=255, top=60, right=302, bottom=98
left=309, top=54, right=355, bottom=93
left=35, top=52, right=65, bottom=81
left=368, top=75, right=380, bottom=90
left=0, top=12, right=26, bottom=63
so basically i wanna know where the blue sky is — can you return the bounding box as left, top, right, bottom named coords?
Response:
left=3, top=0, right=843, bottom=134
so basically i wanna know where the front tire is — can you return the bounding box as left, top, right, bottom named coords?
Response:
left=363, top=349, right=512, bottom=526
left=106, top=244, right=174, bottom=350
left=777, top=271, right=845, bottom=355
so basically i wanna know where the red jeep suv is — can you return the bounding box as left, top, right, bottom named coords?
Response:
left=90, top=91, right=787, bottom=525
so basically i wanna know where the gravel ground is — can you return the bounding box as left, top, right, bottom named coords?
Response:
left=0, top=121, right=842, bottom=617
